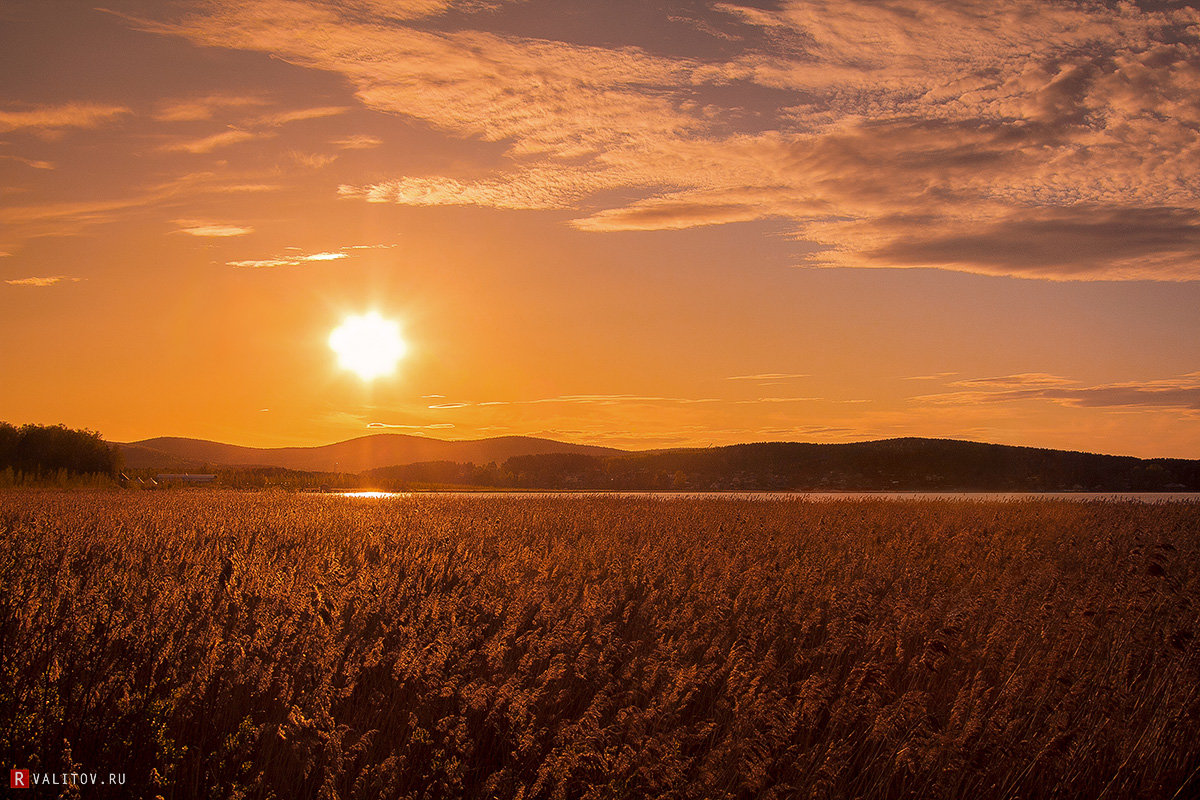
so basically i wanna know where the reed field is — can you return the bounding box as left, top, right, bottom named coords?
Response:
left=2, top=491, right=1199, bottom=799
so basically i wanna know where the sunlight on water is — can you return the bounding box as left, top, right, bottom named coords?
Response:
left=339, top=491, right=413, bottom=499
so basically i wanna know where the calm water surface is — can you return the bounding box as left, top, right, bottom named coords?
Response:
left=337, top=491, right=1200, bottom=502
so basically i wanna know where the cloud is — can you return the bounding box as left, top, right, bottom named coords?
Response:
left=147, top=172, right=282, bottom=196
left=535, top=395, right=718, bottom=405
left=310, top=0, right=505, bottom=22
left=0, top=103, right=130, bottom=133
left=332, top=134, right=382, bottom=149
left=153, top=94, right=268, bottom=122
left=857, top=206, right=1200, bottom=281
left=227, top=259, right=294, bottom=268
left=572, top=199, right=774, bottom=232
left=902, top=372, right=959, bottom=381
left=5, top=276, right=82, bottom=287
left=434, top=394, right=726, bottom=409
left=0, top=196, right=161, bottom=241
left=291, top=151, right=338, bottom=168
left=158, top=105, right=347, bottom=155
left=162, top=129, right=261, bottom=154
left=255, top=106, right=349, bottom=126
left=0, top=154, right=56, bottom=170
left=1050, top=384, right=1200, bottom=410
left=0, top=172, right=279, bottom=246
left=135, top=1, right=706, bottom=200
left=339, top=168, right=610, bottom=210
left=756, top=425, right=858, bottom=439
left=726, top=373, right=810, bottom=381
left=367, top=422, right=456, bottom=429
left=137, top=2, right=698, bottom=154
left=227, top=250, right=349, bottom=267
left=951, top=373, right=1078, bottom=389
left=132, top=0, right=1200, bottom=280
left=174, top=219, right=254, bottom=237
left=913, top=372, right=1200, bottom=410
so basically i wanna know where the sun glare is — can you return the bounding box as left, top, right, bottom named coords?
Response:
left=329, top=312, right=407, bottom=381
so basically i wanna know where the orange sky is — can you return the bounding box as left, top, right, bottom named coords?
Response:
left=3, top=0, right=1200, bottom=458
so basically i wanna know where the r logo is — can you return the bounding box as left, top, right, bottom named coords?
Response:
left=10, top=769, right=30, bottom=788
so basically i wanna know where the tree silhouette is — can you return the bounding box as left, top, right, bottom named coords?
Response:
left=0, top=421, right=121, bottom=477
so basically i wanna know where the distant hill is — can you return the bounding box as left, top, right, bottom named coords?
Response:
left=115, top=434, right=625, bottom=473
left=113, top=434, right=1200, bottom=491
left=493, top=437, right=1200, bottom=491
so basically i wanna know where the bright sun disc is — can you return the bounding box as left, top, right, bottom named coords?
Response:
left=329, top=312, right=407, bottom=380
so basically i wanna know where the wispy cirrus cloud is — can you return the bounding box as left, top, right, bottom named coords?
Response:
left=0, top=103, right=130, bottom=133
left=295, top=251, right=347, bottom=261
left=4, top=275, right=82, bottom=287
left=226, top=245, right=367, bottom=268
left=173, top=219, right=254, bottom=237
left=430, top=395, right=720, bottom=409
left=227, top=253, right=347, bottom=268
left=902, top=372, right=959, bottom=381
left=153, top=94, right=268, bottom=122
left=291, top=151, right=337, bottom=169
left=130, top=0, right=1200, bottom=280
left=338, top=169, right=608, bottom=210
left=726, top=372, right=810, bottom=381
left=159, top=106, right=347, bottom=154
left=162, top=128, right=261, bottom=154
left=367, top=422, right=455, bottom=429
left=426, top=393, right=867, bottom=410
left=133, top=3, right=705, bottom=183
left=0, top=196, right=163, bottom=243
left=950, top=373, right=1078, bottom=389
left=313, top=0, right=514, bottom=22
left=0, top=154, right=55, bottom=170
left=224, top=243, right=393, bottom=268
left=0, top=171, right=278, bottom=248
left=256, top=106, right=348, bottom=126
left=914, top=372, right=1200, bottom=410
left=332, top=134, right=382, bottom=149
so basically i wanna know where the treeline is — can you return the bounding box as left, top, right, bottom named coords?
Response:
left=599, top=439, right=1200, bottom=491
left=364, top=439, right=1200, bottom=491
left=0, top=422, right=122, bottom=482
left=365, top=460, right=517, bottom=490
left=214, top=466, right=363, bottom=490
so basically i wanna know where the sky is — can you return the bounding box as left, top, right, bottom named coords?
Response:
left=2, top=0, right=1200, bottom=457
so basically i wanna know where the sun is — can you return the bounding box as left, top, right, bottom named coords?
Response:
left=329, top=312, right=407, bottom=380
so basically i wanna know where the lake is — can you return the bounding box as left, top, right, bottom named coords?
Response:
left=336, top=490, right=1200, bottom=502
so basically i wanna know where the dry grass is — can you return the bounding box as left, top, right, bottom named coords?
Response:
left=1, top=491, right=1198, bottom=799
